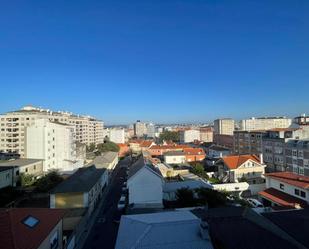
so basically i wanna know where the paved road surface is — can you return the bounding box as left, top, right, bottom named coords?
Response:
left=82, top=157, right=130, bottom=249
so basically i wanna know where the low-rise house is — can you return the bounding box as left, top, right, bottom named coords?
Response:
left=0, top=158, right=43, bottom=186
left=0, top=166, right=14, bottom=189
left=207, top=145, right=231, bottom=159
left=115, top=211, right=213, bottom=249
left=216, top=154, right=266, bottom=184
left=148, top=144, right=190, bottom=156
left=127, top=156, right=164, bottom=208
left=50, top=166, right=108, bottom=215
left=259, top=172, right=309, bottom=209
left=183, top=147, right=206, bottom=162
left=129, top=140, right=155, bottom=154
left=93, top=151, right=118, bottom=183
left=117, top=143, right=130, bottom=157
left=163, top=151, right=186, bottom=164
left=0, top=208, right=66, bottom=249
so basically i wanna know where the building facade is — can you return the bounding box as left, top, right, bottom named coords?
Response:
left=109, top=128, right=125, bottom=144
left=200, top=127, right=213, bottom=142
left=240, top=117, right=292, bottom=131
left=233, top=130, right=267, bottom=155
left=0, top=105, right=104, bottom=157
left=214, top=119, right=235, bottom=135
left=26, top=119, right=82, bottom=172
left=179, top=129, right=200, bottom=143
left=133, top=120, right=147, bottom=138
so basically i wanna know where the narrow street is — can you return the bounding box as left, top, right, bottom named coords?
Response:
left=81, top=157, right=130, bottom=249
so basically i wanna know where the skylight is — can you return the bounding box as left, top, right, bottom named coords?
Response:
left=23, top=216, right=39, bottom=228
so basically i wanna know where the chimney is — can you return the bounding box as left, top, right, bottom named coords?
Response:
left=199, top=221, right=210, bottom=240
left=260, top=153, right=263, bottom=164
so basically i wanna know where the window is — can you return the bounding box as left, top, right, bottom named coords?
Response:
left=33, top=165, right=36, bottom=170
left=280, top=183, right=284, bottom=190
left=295, top=189, right=300, bottom=196
left=22, top=216, right=39, bottom=228
left=50, top=231, right=59, bottom=249
left=301, top=191, right=306, bottom=198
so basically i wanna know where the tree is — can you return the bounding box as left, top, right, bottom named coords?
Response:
left=196, top=188, right=227, bottom=208
left=97, top=141, right=120, bottom=153
left=175, top=187, right=197, bottom=207
left=191, top=162, right=208, bottom=179
left=159, top=131, right=180, bottom=143
left=35, top=170, right=63, bottom=193
left=20, top=173, right=35, bottom=186
left=87, top=143, right=96, bottom=152
left=238, top=175, right=247, bottom=182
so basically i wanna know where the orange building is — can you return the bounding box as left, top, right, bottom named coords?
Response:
left=117, top=143, right=130, bottom=157
left=183, top=148, right=206, bottom=162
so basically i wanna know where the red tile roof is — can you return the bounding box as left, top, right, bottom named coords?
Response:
left=222, top=154, right=261, bottom=169
left=150, top=145, right=190, bottom=150
left=259, top=188, right=308, bottom=208
left=0, top=208, right=66, bottom=249
left=265, top=172, right=309, bottom=189
left=183, top=148, right=205, bottom=155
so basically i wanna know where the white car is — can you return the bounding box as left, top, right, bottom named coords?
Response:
left=117, top=195, right=126, bottom=210
left=247, top=198, right=264, bottom=208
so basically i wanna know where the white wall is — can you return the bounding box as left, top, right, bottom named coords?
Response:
left=128, top=167, right=163, bottom=207
left=164, top=155, right=186, bottom=164
left=0, top=169, right=13, bottom=189
left=26, top=119, right=80, bottom=172
left=267, top=177, right=309, bottom=203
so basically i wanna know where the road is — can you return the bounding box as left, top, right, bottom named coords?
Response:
left=81, top=157, right=130, bottom=249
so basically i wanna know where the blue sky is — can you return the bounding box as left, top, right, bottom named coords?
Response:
left=0, top=0, right=308, bottom=124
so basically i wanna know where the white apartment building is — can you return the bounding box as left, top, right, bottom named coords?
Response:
left=134, top=120, right=147, bottom=137
left=179, top=129, right=200, bottom=143
left=214, top=119, right=235, bottom=135
left=146, top=122, right=155, bottom=138
left=109, top=128, right=125, bottom=144
left=240, top=117, right=292, bottom=131
left=0, top=105, right=104, bottom=157
left=26, top=119, right=83, bottom=172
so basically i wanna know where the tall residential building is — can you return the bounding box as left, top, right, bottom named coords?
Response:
left=109, top=128, right=125, bottom=144
left=285, top=139, right=309, bottom=176
left=200, top=127, right=213, bottom=143
left=240, top=117, right=292, bottom=131
left=0, top=105, right=104, bottom=157
left=179, top=129, right=200, bottom=143
left=26, top=119, right=83, bottom=172
left=233, top=130, right=267, bottom=155
left=146, top=123, right=155, bottom=138
left=133, top=120, right=147, bottom=138
left=214, top=119, right=235, bottom=135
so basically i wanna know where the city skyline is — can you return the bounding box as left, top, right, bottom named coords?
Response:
left=1, top=1, right=309, bottom=124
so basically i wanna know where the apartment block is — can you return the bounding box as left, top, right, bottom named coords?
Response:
left=109, top=128, right=125, bottom=144
left=233, top=130, right=267, bottom=154
left=26, top=119, right=83, bottom=172
left=0, top=106, right=104, bottom=157
left=133, top=120, right=147, bottom=138
left=240, top=117, right=292, bottom=131
left=285, top=139, right=309, bottom=176
left=179, top=129, right=200, bottom=143
left=214, top=118, right=235, bottom=135
left=200, top=127, right=213, bottom=142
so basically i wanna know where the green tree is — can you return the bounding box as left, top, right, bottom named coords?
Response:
left=191, top=162, right=208, bottom=179
left=175, top=187, right=197, bottom=207
left=35, top=170, right=63, bottom=193
left=159, top=131, right=180, bottom=143
left=97, top=141, right=120, bottom=153
left=87, top=143, right=96, bottom=152
left=20, top=173, right=35, bottom=186
left=196, top=188, right=227, bottom=208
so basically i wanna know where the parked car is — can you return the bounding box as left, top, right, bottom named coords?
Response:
left=247, top=198, right=264, bottom=208
left=117, top=195, right=126, bottom=210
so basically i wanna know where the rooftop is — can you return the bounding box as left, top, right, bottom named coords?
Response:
left=128, top=156, right=162, bottom=179
left=51, top=165, right=105, bottom=194
left=0, top=208, right=66, bottom=249
left=115, top=211, right=213, bottom=249
left=164, top=179, right=212, bottom=193
left=221, top=154, right=261, bottom=169
left=0, top=158, right=42, bottom=167
left=259, top=188, right=308, bottom=208
left=164, top=151, right=186, bottom=156
left=264, top=172, right=309, bottom=189
left=93, top=152, right=118, bottom=168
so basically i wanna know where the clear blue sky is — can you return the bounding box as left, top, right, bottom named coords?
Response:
left=0, top=0, right=308, bottom=124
